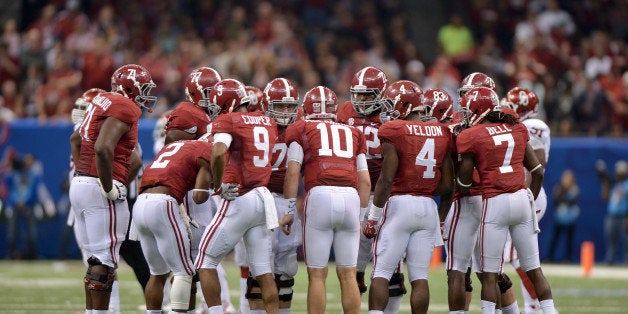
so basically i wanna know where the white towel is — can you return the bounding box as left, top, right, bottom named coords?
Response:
left=257, top=187, right=279, bottom=230
left=527, top=189, right=540, bottom=234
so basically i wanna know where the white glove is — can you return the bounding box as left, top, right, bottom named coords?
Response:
left=99, top=179, right=127, bottom=201
left=214, top=183, right=239, bottom=201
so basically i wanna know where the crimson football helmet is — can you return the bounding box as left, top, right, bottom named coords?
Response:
left=245, top=85, right=264, bottom=113
left=185, top=67, right=222, bottom=110
left=111, top=64, right=157, bottom=111
left=457, top=72, right=496, bottom=99
left=504, top=86, right=538, bottom=120
left=302, top=86, right=338, bottom=120
left=380, top=80, right=424, bottom=122
left=72, top=88, right=105, bottom=125
left=350, top=66, right=388, bottom=116
left=423, top=88, right=454, bottom=122
left=262, top=78, right=299, bottom=126
left=459, top=86, right=501, bottom=126
left=207, top=78, right=250, bottom=119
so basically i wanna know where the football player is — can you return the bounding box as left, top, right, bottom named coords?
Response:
left=69, top=64, right=156, bottom=313
left=336, top=66, right=407, bottom=312
left=456, top=86, right=557, bottom=314
left=133, top=139, right=214, bottom=313
left=195, top=78, right=280, bottom=314
left=280, top=85, right=370, bottom=314
left=362, top=80, right=454, bottom=314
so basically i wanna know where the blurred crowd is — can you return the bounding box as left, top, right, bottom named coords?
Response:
left=0, top=0, right=626, bottom=136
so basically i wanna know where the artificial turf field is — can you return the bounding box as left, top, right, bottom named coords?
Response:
left=0, top=257, right=627, bottom=313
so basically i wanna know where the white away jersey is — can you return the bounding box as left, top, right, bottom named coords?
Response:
left=523, top=118, right=550, bottom=161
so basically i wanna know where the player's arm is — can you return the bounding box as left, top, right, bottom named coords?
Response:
left=437, top=151, right=455, bottom=222
left=363, top=142, right=397, bottom=238
left=193, top=158, right=212, bottom=204
left=95, top=117, right=130, bottom=192
left=356, top=154, right=371, bottom=209
left=523, top=142, right=544, bottom=200
left=126, top=147, right=142, bottom=184
left=211, top=132, right=231, bottom=187
left=457, top=152, right=474, bottom=194
left=69, top=129, right=81, bottom=166
left=281, top=142, right=303, bottom=235
left=165, top=128, right=195, bottom=145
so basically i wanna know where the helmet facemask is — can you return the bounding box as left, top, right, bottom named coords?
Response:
left=350, top=88, right=382, bottom=116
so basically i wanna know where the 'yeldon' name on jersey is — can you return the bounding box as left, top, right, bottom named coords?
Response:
left=241, top=115, right=273, bottom=126
left=486, top=124, right=512, bottom=135
left=405, top=125, right=443, bottom=137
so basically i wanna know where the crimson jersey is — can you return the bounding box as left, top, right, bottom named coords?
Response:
left=267, top=126, right=288, bottom=194
left=336, top=100, right=383, bottom=191
left=166, top=101, right=211, bottom=138
left=212, top=112, right=277, bottom=195
left=140, top=140, right=213, bottom=203
left=285, top=119, right=366, bottom=191
left=75, top=92, right=141, bottom=185
left=449, top=129, right=483, bottom=199
left=378, top=120, right=452, bottom=196
left=457, top=122, right=530, bottom=199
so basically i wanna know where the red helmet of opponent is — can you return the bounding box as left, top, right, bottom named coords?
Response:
left=457, top=72, right=496, bottom=99
left=262, top=78, right=300, bottom=126
left=111, top=64, right=157, bottom=111
left=350, top=66, right=389, bottom=116
left=459, top=86, right=501, bottom=127
left=207, top=78, right=250, bottom=119
left=72, top=88, right=106, bottom=125
left=423, top=88, right=454, bottom=122
left=380, top=80, right=424, bottom=122
left=504, top=86, right=539, bottom=121
left=302, top=86, right=338, bottom=120
left=245, top=85, right=264, bottom=113
left=184, top=66, right=222, bottom=111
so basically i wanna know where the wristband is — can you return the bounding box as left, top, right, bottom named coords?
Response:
left=457, top=177, right=472, bottom=188
left=286, top=198, right=297, bottom=215
left=367, top=204, right=384, bottom=221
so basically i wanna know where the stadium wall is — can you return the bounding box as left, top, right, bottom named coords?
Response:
left=0, top=119, right=626, bottom=263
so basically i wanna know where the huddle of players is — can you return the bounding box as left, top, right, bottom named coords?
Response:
left=70, top=61, right=556, bottom=314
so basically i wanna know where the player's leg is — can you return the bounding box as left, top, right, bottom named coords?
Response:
left=383, top=262, right=405, bottom=314
left=510, top=190, right=556, bottom=314
left=196, top=197, right=249, bottom=312
left=234, top=239, right=251, bottom=314
left=302, top=186, right=334, bottom=313
left=332, top=187, right=362, bottom=314
left=478, top=196, right=510, bottom=313
left=244, top=221, right=278, bottom=313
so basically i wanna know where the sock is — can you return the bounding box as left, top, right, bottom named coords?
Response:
left=109, top=280, right=120, bottom=313
left=368, top=311, right=384, bottom=314
left=92, top=311, right=108, bottom=314
left=539, top=299, right=556, bottom=314
left=85, top=310, right=92, bottom=314
left=208, top=305, right=223, bottom=314
left=187, top=311, right=196, bottom=314
left=146, top=311, right=161, bottom=314
left=279, top=309, right=291, bottom=314
left=384, top=295, right=402, bottom=314
left=449, top=311, right=466, bottom=314
left=251, top=310, right=266, bottom=314
left=239, top=277, right=250, bottom=314
left=495, top=310, right=502, bottom=314
left=481, top=300, right=496, bottom=314
left=501, top=301, right=519, bottom=314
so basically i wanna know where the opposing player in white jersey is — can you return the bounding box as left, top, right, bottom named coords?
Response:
left=362, top=80, right=454, bottom=314
left=501, top=86, right=550, bottom=313
left=281, top=86, right=371, bottom=314
left=195, top=78, right=279, bottom=314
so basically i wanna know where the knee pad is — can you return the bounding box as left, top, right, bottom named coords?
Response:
left=84, top=264, right=115, bottom=292
left=275, top=274, right=294, bottom=302
left=170, top=275, right=193, bottom=310
left=388, top=272, right=407, bottom=297
left=465, top=268, right=473, bottom=292
left=245, top=276, right=262, bottom=300
left=498, top=273, right=513, bottom=294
